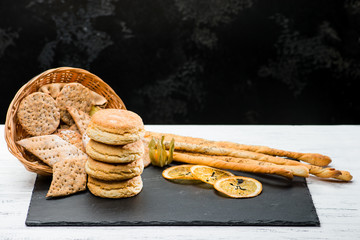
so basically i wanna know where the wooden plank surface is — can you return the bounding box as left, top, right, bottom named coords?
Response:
left=0, top=125, right=359, bottom=239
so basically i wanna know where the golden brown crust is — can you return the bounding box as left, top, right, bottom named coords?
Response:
left=215, top=144, right=332, bottom=167
left=307, top=165, right=342, bottom=179
left=87, top=176, right=143, bottom=198
left=90, top=109, right=144, bottom=135
left=295, top=153, right=331, bottom=167
left=172, top=152, right=293, bottom=179
left=170, top=139, right=304, bottom=167
left=185, top=153, right=309, bottom=177
left=86, top=123, right=144, bottom=145
left=334, top=170, right=353, bottom=181
left=146, top=131, right=352, bottom=181
left=85, top=157, right=144, bottom=181
left=85, top=139, right=144, bottom=163
left=146, top=133, right=334, bottom=169
left=186, top=152, right=344, bottom=179
left=146, top=131, right=332, bottom=166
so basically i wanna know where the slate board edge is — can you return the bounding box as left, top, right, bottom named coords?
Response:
left=25, top=176, right=40, bottom=227
left=25, top=220, right=320, bottom=227
left=302, top=177, right=320, bottom=227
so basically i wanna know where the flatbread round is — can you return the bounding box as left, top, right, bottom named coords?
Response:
left=38, top=83, right=66, bottom=99
left=56, top=83, right=92, bottom=125
left=17, top=92, right=60, bottom=136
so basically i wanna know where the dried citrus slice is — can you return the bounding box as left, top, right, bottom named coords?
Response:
left=162, top=165, right=197, bottom=180
left=214, top=176, right=262, bottom=198
left=190, top=165, right=234, bottom=185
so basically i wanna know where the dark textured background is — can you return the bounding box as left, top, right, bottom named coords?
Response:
left=1, top=0, right=359, bottom=124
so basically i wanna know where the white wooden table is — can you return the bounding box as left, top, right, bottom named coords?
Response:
left=1, top=125, right=359, bottom=239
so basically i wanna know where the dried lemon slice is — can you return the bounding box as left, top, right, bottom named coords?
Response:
left=214, top=176, right=262, bottom=198
left=162, top=165, right=197, bottom=180
left=190, top=165, right=234, bottom=185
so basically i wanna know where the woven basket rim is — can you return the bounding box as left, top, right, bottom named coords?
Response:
left=4, top=67, right=126, bottom=175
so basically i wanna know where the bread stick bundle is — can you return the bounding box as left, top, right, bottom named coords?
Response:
left=145, top=132, right=353, bottom=181
left=171, top=151, right=295, bottom=179
left=146, top=131, right=331, bottom=166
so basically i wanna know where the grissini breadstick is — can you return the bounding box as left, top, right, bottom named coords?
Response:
left=204, top=154, right=345, bottom=180
left=145, top=131, right=331, bottom=166
left=178, top=146, right=344, bottom=180
left=333, top=170, right=353, bottom=181
left=184, top=152, right=347, bottom=180
left=184, top=152, right=309, bottom=178
left=145, top=134, right=352, bottom=181
left=171, top=151, right=294, bottom=179
left=215, top=142, right=331, bottom=167
left=197, top=153, right=347, bottom=180
left=307, top=165, right=341, bottom=179
left=146, top=137, right=306, bottom=167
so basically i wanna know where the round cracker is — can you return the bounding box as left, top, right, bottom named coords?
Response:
left=17, top=92, right=60, bottom=136
left=38, top=83, right=66, bottom=99
left=56, top=83, right=92, bottom=125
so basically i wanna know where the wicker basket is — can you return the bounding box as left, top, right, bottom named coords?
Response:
left=4, top=67, right=126, bottom=176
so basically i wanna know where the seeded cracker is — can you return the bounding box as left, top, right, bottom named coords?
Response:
left=17, top=92, right=60, bottom=136
left=54, top=129, right=85, bottom=152
left=56, top=83, right=92, bottom=125
left=68, top=124, right=80, bottom=134
left=82, top=132, right=91, bottom=148
left=67, top=106, right=91, bottom=135
left=46, top=157, right=87, bottom=198
left=17, top=135, right=88, bottom=167
left=38, top=83, right=66, bottom=99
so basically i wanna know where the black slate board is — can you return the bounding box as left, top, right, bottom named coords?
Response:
left=26, top=165, right=320, bottom=226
